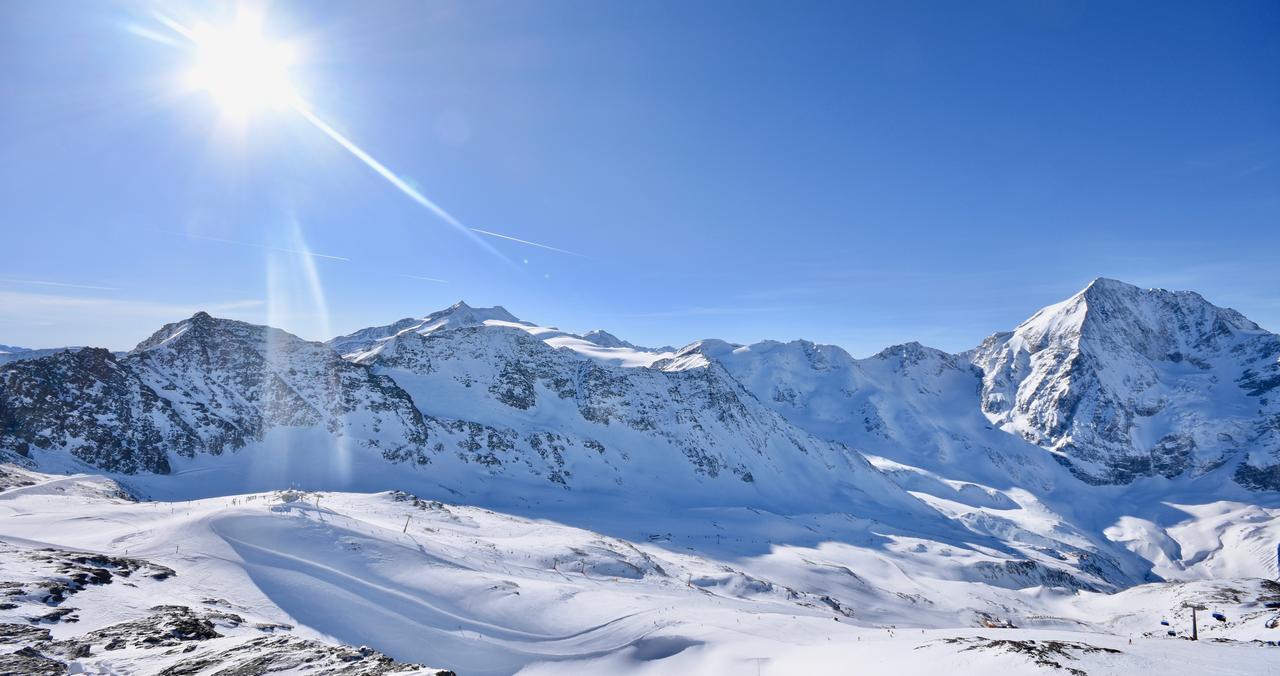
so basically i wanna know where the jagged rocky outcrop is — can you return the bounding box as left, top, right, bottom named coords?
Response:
left=0, top=347, right=195, bottom=473
left=970, top=278, right=1280, bottom=487
left=0, top=537, right=454, bottom=675
left=0, top=313, right=432, bottom=474
left=128, top=312, right=431, bottom=459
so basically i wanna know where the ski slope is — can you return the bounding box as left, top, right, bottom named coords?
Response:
left=1, top=467, right=1276, bottom=674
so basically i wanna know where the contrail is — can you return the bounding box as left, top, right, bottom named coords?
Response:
left=149, top=11, right=581, bottom=263
left=399, top=274, right=449, bottom=284
left=0, top=278, right=121, bottom=291
left=187, top=233, right=349, bottom=261
left=292, top=103, right=515, bottom=264
left=293, top=104, right=578, bottom=261
left=469, top=228, right=584, bottom=257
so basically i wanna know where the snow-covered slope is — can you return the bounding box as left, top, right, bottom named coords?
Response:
left=643, top=285, right=1280, bottom=589
left=1, top=465, right=1276, bottom=675
left=581, top=329, right=674, bottom=354
left=972, top=278, right=1280, bottom=488
left=353, top=322, right=927, bottom=515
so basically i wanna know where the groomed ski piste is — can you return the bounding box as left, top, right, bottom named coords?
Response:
left=2, top=465, right=1277, bottom=675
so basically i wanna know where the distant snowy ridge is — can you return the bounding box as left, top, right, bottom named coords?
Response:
left=0, top=344, right=80, bottom=365
left=328, top=301, right=674, bottom=368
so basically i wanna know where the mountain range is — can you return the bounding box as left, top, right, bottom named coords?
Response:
left=4, top=278, right=1275, bottom=491
left=1, top=278, right=1278, bottom=591
left=3, top=278, right=1280, bottom=673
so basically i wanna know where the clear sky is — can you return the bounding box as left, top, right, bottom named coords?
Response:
left=2, top=0, right=1277, bottom=354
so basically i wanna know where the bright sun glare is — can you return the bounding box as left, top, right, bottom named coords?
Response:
left=185, top=10, right=297, bottom=117
left=154, top=4, right=538, bottom=262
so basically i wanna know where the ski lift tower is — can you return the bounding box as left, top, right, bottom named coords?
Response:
left=1182, top=602, right=1207, bottom=640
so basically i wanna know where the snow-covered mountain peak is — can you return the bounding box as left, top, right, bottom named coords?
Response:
left=872, top=341, right=955, bottom=366
left=657, top=338, right=864, bottom=378
left=434, top=300, right=522, bottom=326
left=651, top=338, right=741, bottom=372
left=580, top=329, right=676, bottom=354
left=581, top=329, right=630, bottom=349
left=129, top=311, right=321, bottom=362
left=130, top=311, right=227, bottom=354
left=326, top=302, right=529, bottom=360
left=1010, top=278, right=1265, bottom=358
left=333, top=303, right=676, bottom=368
left=972, top=278, right=1280, bottom=487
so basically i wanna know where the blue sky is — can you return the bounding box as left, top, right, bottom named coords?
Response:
left=2, top=0, right=1277, bottom=354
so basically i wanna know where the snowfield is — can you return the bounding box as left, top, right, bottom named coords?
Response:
left=0, top=466, right=1276, bottom=674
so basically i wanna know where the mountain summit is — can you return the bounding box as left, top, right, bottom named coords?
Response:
left=972, top=278, right=1280, bottom=486
left=327, top=301, right=525, bottom=358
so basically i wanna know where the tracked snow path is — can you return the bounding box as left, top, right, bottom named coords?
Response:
left=1, top=469, right=1277, bottom=674
left=209, top=509, right=665, bottom=675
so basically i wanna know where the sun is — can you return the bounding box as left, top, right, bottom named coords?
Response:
left=185, top=10, right=298, bottom=117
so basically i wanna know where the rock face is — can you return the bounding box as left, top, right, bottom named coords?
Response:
left=970, top=278, right=1280, bottom=487
left=0, top=313, right=431, bottom=475
left=0, top=347, right=193, bottom=473
left=0, top=538, right=452, bottom=676
left=128, top=312, right=431, bottom=460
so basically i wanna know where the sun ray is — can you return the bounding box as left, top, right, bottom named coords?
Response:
left=291, top=103, right=512, bottom=265
left=153, top=7, right=576, bottom=266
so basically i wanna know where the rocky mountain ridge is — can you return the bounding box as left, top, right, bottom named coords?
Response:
left=1, top=278, right=1277, bottom=497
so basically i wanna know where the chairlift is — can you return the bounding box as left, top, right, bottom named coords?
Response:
left=1166, top=630, right=1176, bottom=636
left=1159, top=620, right=1169, bottom=626
left=1211, top=612, right=1226, bottom=622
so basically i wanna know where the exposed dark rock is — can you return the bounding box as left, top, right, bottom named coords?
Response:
left=155, top=634, right=455, bottom=675
left=0, top=314, right=434, bottom=475
left=80, top=606, right=221, bottom=648
left=0, top=623, right=51, bottom=645
left=0, top=646, right=66, bottom=676
left=928, top=636, right=1121, bottom=675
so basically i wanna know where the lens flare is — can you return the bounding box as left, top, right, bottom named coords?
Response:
left=152, top=6, right=574, bottom=264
